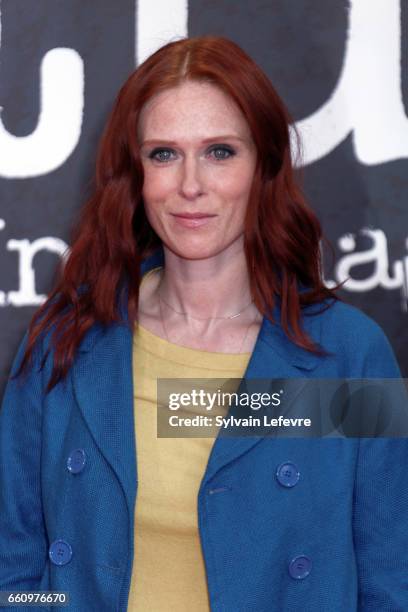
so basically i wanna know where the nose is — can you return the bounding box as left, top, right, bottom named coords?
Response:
left=179, top=154, right=204, bottom=200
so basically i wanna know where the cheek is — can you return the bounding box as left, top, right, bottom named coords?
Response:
left=216, top=166, right=254, bottom=204
left=142, top=167, right=175, bottom=205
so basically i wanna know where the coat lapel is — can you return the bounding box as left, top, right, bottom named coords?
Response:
left=71, top=247, right=323, bottom=512
left=72, top=321, right=136, bottom=518
left=71, top=250, right=165, bottom=518
left=202, top=304, right=323, bottom=484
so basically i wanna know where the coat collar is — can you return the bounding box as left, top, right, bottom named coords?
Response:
left=72, top=248, right=323, bottom=515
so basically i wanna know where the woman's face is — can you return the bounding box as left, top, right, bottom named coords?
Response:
left=138, top=80, right=257, bottom=260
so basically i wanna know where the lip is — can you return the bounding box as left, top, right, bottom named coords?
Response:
left=171, top=212, right=217, bottom=219
left=170, top=212, right=217, bottom=228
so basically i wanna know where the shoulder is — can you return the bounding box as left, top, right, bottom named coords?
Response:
left=312, top=298, right=386, bottom=343
left=302, top=298, right=401, bottom=378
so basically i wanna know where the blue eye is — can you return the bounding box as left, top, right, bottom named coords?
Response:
left=149, top=148, right=175, bottom=163
left=148, top=145, right=236, bottom=163
left=209, top=146, right=235, bottom=160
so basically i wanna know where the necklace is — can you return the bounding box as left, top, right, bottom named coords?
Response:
left=158, top=290, right=254, bottom=320
left=155, top=269, right=256, bottom=353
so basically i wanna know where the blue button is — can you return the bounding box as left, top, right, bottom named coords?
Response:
left=276, top=461, right=300, bottom=487
left=49, top=540, right=73, bottom=566
left=67, top=449, right=86, bottom=474
left=288, top=555, right=312, bottom=579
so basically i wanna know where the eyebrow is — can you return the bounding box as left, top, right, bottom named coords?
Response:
left=140, top=135, right=248, bottom=146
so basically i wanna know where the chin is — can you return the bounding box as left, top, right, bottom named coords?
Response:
left=166, top=242, right=222, bottom=261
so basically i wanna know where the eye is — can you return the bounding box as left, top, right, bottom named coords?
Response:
left=208, top=145, right=236, bottom=161
left=148, top=148, right=175, bottom=163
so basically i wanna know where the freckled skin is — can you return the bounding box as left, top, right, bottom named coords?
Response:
left=138, top=81, right=257, bottom=261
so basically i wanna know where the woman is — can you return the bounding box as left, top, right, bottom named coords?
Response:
left=0, top=36, right=406, bottom=612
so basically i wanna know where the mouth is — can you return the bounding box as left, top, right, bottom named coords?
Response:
left=171, top=212, right=217, bottom=219
left=170, top=212, right=217, bottom=228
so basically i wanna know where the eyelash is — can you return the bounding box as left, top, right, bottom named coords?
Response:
left=148, top=145, right=236, bottom=163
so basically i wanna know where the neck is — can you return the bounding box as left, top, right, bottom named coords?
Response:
left=156, top=244, right=253, bottom=320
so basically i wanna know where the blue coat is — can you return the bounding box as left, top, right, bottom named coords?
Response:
left=1, top=247, right=407, bottom=612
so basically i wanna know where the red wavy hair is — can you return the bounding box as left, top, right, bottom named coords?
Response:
left=13, top=35, right=337, bottom=392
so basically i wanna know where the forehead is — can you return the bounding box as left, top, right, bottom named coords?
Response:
left=138, top=81, right=252, bottom=141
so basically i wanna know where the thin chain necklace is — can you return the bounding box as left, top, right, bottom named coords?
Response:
left=155, top=269, right=256, bottom=353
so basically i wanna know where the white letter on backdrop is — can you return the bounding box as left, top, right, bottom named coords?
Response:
left=0, top=3, right=84, bottom=178
left=136, top=0, right=188, bottom=65
left=7, top=237, right=68, bottom=305
left=293, top=0, right=408, bottom=165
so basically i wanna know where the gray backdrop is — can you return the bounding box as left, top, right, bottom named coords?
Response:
left=1, top=0, right=407, bottom=395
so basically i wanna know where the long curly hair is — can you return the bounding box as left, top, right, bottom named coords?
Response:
left=13, top=35, right=337, bottom=393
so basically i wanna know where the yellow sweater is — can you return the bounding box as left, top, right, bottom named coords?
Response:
left=127, top=268, right=251, bottom=611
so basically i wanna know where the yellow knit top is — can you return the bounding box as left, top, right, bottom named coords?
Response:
left=127, top=267, right=251, bottom=611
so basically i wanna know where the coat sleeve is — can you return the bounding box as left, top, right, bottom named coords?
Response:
left=352, top=325, right=408, bottom=610
left=0, top=331, right=49, bottom=596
